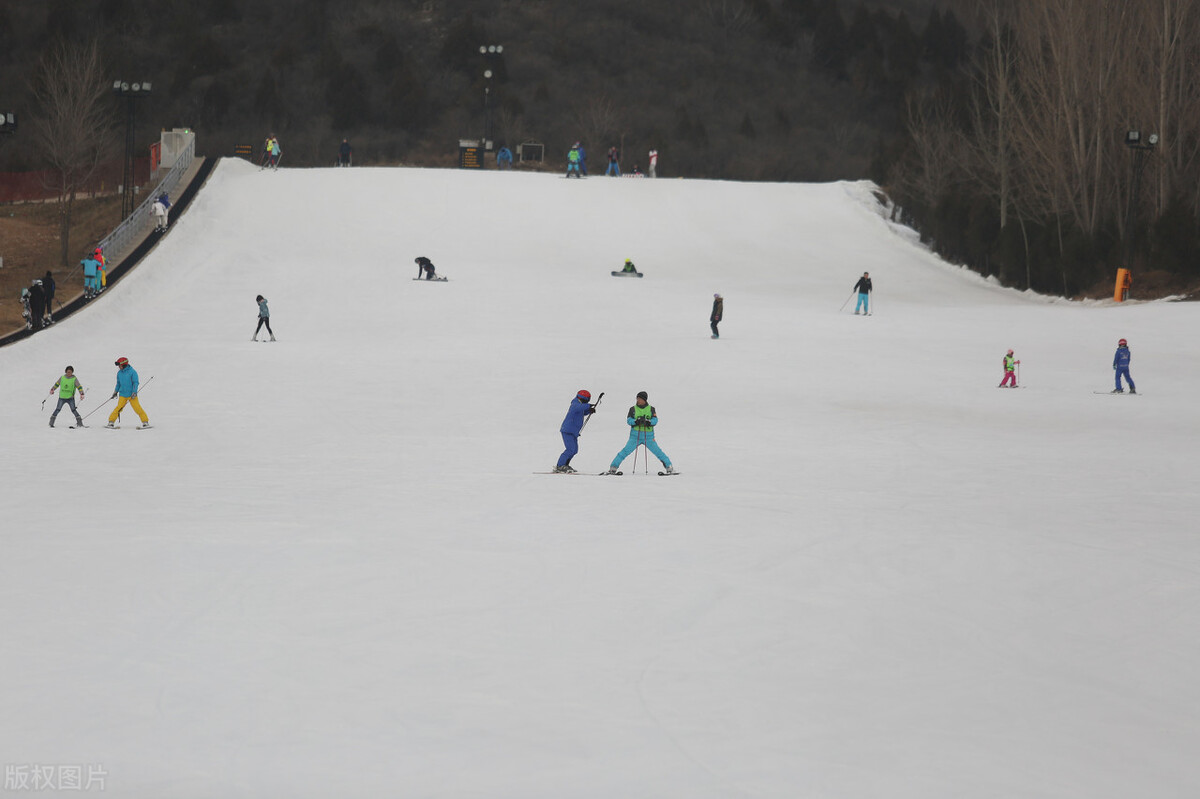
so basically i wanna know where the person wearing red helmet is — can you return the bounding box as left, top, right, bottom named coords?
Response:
left=106, top=357, right=150, bottom=428
left=1112, top=338, right=1136, bottom=393
left=554, top=389, right=597, bottom=473
left=999, top=349, right=1020, bottom=388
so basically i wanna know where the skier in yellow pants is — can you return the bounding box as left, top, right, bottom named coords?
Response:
left=107, top=356, right=150, bottom=428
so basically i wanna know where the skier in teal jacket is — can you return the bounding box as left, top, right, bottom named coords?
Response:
left=606, top=391, right=674, bottom=474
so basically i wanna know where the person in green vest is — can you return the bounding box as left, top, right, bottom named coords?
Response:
left=605, top=391, right=675, bottom=474
left=48, top=365, right=85, bottom=427
left=998, top=349, right=1020, bottom=388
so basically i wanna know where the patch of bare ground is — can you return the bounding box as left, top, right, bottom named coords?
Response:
left=0, top=194, right=124, bottom=333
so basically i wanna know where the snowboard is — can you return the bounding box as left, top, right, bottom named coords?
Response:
left=413, top=277, right=449, bottom=282
left=611, top=271, right=644, bottom=278
left=1094, top=390, right=1140, bottom=395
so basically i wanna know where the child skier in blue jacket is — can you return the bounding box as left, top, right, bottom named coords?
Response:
left=555, top=390, right=596, bottom=472
left=1112, top=338, right=1136, bottom=393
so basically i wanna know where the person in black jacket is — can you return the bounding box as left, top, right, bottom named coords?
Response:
left=415, top=256, right=437, bottom=280
left=710, top=293, right=723, bottom=339
left=28, top=279, right=46, bottom=332
left=42, top=271, right=56, bottom=324
left=853, top=272, right=872, bottom=315
left=338, top=138, right=352, bottom=167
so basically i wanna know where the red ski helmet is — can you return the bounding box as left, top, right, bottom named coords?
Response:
left=115, top=357, right=129, bottom=367
left=1119, top=338, right=1128, bottom=347
left=1007, top=349, right=1013, bottom=355
left=576, top=390, right=591, bottom=401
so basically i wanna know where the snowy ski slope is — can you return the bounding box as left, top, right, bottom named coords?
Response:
left=2, top=159, right=1199, bottom=798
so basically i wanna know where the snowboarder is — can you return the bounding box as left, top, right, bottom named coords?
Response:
left=566, top=143, right=582, bottom=178
left=253, top=295, right=275, bottom=341
left=48, top=366, right=85, bottom=428
left=415, top=256, right=438, bottom=280
left=338, top=138, right=352, bottom=167
left=555, top=389, right=597, bottom=473
left=999, top=349, right=1020, bottom=388
left=152, top=193, right=171, bottom=232
left=1113, top=338, right=1136, bottom=393
left=648, top=148, right=658, bottom=178
left=578, top=143, right=588, bottom=176
left=606, top=145, right=621, bottom=177
left=710, top=293, right=723, bottom=339
left=106, top=357, right=150, bottom=428
left=621, top=259, right=639, bottom=274
left=81, top=252, right=100, bottom=298
left=20, top=287, right=31, bottom=329
left=605, top=391, right=674, bottom=475
left=853, top=272, right=872, bottom=315
left=496, top=145, right=513, bottom=170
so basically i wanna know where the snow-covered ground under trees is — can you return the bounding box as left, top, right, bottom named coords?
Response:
left=3, top=159, right=1199, bottom=798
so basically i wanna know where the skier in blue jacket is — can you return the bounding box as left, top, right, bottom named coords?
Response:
left=555, top=389, right=596, bottom=473
left=1112, top=338, right=1136, bottom=393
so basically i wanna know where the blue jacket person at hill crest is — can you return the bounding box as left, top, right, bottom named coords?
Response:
left=107, top=357, right=150, bottom=428
left=1113, top=338, right=1136, bottom=393
left=606, top=392, right=674, bottom=474
left=555, top=390, right=596, bottom=473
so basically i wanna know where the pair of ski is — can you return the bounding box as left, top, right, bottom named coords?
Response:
left=533, top=470, right=680, bottom=477
left=64, top=424, right=153, bottom=429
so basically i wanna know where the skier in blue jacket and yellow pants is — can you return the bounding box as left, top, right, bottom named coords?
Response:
left=107, top=357, right=150, bottom=428
left=606, top=391, right=674, bottom=474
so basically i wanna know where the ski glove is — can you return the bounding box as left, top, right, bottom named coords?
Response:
left=111, top=392, right=118, bottom=399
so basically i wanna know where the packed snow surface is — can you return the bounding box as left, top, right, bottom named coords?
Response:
left=3, top=160, right=1199, bottom=798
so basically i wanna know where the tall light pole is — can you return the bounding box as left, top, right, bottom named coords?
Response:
left=478, top=45, right=503, bottom=151
left=113, top=80, right=151, bottom=221
left=1123, top=130, right=1158, bottom=271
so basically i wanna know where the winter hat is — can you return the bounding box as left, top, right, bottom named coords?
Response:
left=115, top=357, right=129, bottom=367
left=636, top=391, right=648, bottom=401
left=1119, top=338, right=1128, bottom=346
left=256, top=295, right=264, bottom=302
left=576, top=390, right=591, bottom=401
left=1007, top=349, right=1013, bottom=355
left=713, top=293, right=722, bottom=299
left=65, top=366, right=73, bottom=372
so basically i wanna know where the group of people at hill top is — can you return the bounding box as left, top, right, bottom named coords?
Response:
left=566, top=143, right=658, bottom=178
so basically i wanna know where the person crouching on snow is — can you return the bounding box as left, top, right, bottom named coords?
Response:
left=606, top=391, right=674, bottom=474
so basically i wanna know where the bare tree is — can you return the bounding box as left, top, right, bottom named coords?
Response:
left=571, top=95, right=625, bottom=155
left=29, top=40, right=115, bottom=266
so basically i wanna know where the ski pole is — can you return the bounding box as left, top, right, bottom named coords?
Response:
left=42, top=390, right=53, bottom=411
left=1017, top=361, right=1021, bottom=387
left=580, top=391, right=604, bottom=432
left=80, top=395, right=115, bottom=421
left=839, top=291, right=856, bottom=312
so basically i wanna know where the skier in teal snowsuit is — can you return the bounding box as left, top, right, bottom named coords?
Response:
left=606, top=391, right=674, bottom=474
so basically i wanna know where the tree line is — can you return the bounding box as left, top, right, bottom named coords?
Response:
left=890, top=0, right=1200, bottom=296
